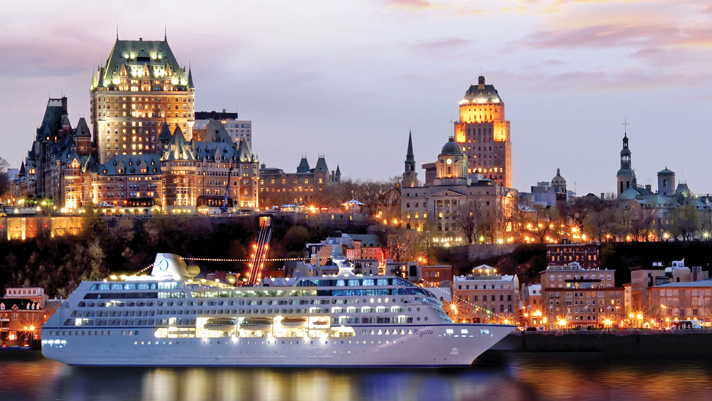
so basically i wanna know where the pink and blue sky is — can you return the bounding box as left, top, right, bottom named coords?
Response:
left=3, top=0, right=712, bottom=196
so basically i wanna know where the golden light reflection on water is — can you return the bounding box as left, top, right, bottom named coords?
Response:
left=3, top=352, right=712, bottom=401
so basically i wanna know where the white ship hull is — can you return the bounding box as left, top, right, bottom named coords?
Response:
left=43, top=323, right=512, bottom=367
left=41, top=253, right=515, bottom=367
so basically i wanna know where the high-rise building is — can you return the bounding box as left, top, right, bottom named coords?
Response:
left=90, top=35, right=195, bottom=164
left=453, top=76, right=512, bottom=187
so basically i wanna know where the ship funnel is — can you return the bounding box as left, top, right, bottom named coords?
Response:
left=151, top=253, right=191, bottom=280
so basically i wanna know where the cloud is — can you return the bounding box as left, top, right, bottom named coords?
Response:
left=499, top=67, right=709, bottom=94
left=523, top=24, right=675, bottom=49
left=411, top=37, right=473, bottom=55
left=385, top=0, right=483, bottom=15
left=520, top=20, right=712, bottom=55
left=388, top=0, right=433, bottom=10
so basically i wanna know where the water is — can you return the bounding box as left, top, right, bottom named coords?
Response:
left=2, top=351, right=712, bottom=401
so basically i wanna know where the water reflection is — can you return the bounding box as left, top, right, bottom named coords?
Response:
left=3, top=352, right=712, bottom=401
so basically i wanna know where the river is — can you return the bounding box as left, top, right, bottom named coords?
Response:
left=1, top=351, right=711, bottom=401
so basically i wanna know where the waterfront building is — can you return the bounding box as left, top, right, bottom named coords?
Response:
left=401, top=135, right=518, bottom=245
left=649, top=279, right=712, bottom=326
left=452, top=265, right=520, bottom=324
left=546, top=241, right=600, bottom=269
left=452, top=76, right=512, bottom=187
left=521, top=284, right=544, bottom=327
left=1, top=287, right=59, bottom=344
left=630, top=260, right=708, bottom=315
left=90, top=35, right=195, bottom=164
left=540, top=262, right=623, bottom=328
left=194, top=110, right=252, bottom=149
left=259, top=157, right=341, bottom=209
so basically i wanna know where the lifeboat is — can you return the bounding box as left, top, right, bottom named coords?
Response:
left=311, top=320, right=330, bottom=327
left=240, top=318, right=272, bottom=330
left=280, top=317, right=308, bottom=328
left=204, top=318, right=236, bottom=331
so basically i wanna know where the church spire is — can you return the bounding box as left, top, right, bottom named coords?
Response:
left=403, top=131, right=418, bottom=188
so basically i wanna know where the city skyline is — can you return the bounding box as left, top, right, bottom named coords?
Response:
left=3, top=1, right=712, bottom=197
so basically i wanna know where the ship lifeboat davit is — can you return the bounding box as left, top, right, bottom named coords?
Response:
left=280, top=317, right=308, bottom=328
left=204, top=318, right=236, bottom=331
left=240, top=318, right=272, bottom=331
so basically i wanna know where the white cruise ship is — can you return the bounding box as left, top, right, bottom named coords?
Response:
left=42, top=253, right=514, bottom=367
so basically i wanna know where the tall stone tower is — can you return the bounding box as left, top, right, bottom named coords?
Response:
left=453, top=76, right=512, bottom=187
left=616, top=132, right=636, bottom=196
left=657, top=168, right=675, bottom=196
left=90, top=34, right=195, bottom=163
left=402, top=131, right=418, bottom=188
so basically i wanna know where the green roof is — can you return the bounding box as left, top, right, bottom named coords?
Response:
left=93, top=38, right=191, bottom=89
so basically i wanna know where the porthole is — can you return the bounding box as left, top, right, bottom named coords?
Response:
left=417, top=307, right=421, bottom=312
left=417, top=317, right=421, bottom=321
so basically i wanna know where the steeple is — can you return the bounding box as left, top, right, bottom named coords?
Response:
left=402, top=131, right=418, bottom=188
left=616, top=124, right=636, bottom=197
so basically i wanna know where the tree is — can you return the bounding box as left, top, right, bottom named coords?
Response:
left=453, top=200, right=484, bottom=244
left=668, top=205, right=701, bottom=241
left=628, top=203, right=656, bottom=241
left=523, top=205, right=558, bottom=243
left=583, top=199, right=617, bottom=241
left=559, top=196, right=595, bottom=234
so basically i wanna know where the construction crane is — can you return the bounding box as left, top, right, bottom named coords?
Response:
left=246, top=214, right=272, bottom=285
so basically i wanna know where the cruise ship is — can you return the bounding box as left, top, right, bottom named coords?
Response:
left=42, top=253, right=514, bottom=367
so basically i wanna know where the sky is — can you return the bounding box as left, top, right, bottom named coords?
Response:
left=2, top=0, right=712, bottom=197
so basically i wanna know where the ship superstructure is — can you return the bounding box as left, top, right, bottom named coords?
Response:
left=42, top=254, right=513, bottom=367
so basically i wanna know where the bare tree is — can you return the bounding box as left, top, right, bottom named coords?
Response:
left=524, top=205, right=558, bottom=243
left=668, top=205, right=701, bottom=241
left=453, top=200, right=484, bottom=244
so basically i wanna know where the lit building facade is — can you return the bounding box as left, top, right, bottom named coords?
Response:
left=453, top=76, right=512, bottom=187
left=259, top=157, right=340, bottom=208
left=521, top=284, right=544, bottom=327
left=159, top=124, right=259, bottom=210
left=401, top=136, right=518, bottom=245
left=649, top=280, right=712, bottom=324
left=90, top=35, right=195, bottom=164
left=546, top=242, right=601, bottom=270
left=540, top=262, right=623, bottom=328
left=452, top=265, right=520, bottom=323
